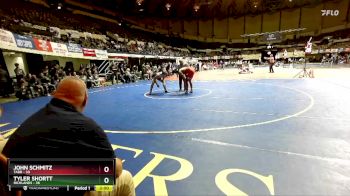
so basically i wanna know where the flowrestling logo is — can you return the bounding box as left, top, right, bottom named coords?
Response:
left=321, top=10, right=339, bottom=16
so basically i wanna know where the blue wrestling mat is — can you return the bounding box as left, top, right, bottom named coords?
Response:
left=1, top=79, right=350, bottom=195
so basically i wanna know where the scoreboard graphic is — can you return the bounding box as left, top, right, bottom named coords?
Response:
left=7, top=159, right=115, bottom=191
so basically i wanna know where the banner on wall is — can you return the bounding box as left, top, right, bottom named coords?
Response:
left=33, top=38, right=53, bottom=52
left=0, top=29, right=16, bottom=47
left=95, top=49, right=108, bottom=58
left=13, top=34, right=35, bottom=49
left=82, top=48, right=96, bottom=57
left=51, top=42, right=68, bottom=56
left=66, top=43, right=83, bottom=53
left=260, top=33, right=282, bottom=42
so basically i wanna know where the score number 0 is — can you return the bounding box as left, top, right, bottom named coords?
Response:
left=103, top=166, right=110, bottom=184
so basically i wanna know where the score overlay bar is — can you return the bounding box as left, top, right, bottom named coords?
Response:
left=7, top=158, right=115, bottom=191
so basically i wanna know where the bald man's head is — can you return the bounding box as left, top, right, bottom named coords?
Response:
left=53, top=77, right=88, bottom=112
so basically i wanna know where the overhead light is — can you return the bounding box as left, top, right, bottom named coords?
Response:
left=118, top=23, right=122, bottom=26
left=57, top=3, right=62, bottom=10
left=194, top=4, right=200, bottom=12
left=136, top=0, right=144, bottom=6
left=165, top=3, right=171, bottom=11
left=139, top=8, right=144, bottom=12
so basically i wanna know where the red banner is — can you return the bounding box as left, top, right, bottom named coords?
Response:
left=82, top=48, right=96, bottom=57
left=33, top=38, right=53, bottom=52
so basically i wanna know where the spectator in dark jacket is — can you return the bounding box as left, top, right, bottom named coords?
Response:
left=3, top=76, right=135, bottom=196
left=0, top=65, right=11, bottom=97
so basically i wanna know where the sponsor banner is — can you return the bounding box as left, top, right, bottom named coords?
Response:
left=95, top=49, right=108, bottom=58
left=82, top=48, right=96, bottom=57
left=51, top=42, right=68, bottom=56
left=0, top=29, right=16, bottom=47
left=13, top=34, right=35, bottom=49
left=325, top=49, right=331, bottom=53
left=33, top=38, right=53, bottom=52
left=66, top=43, right=83, bottom=53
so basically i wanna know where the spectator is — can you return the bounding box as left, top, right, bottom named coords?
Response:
left=2, top=76, right=135, bottom=196
left=64, top=63, right=74, bottom=76
left=0, top=65, right=11, bottom=98
left=93, top=72, right=100, bottom=87
left=86, top=70, right=94, bottom=88
left=60, top=68, right=67, bottom=79
left=28, top=74, right=45, bottom=97
left=49, top=64, right=58, bottom=77
left=132, top=65, right=141, bottom=79
left=111, top=63, right=119, bottom=84
left=13, top=63, right=24, bottom=86
left=124, top=68, right=136, bottom=83
left=15, top=78, right=31, bottom=100
left=39, top=72, right=55, bottom=94
left=42, top=65, right=49, bottom=75
left=72, top=71, right=78, bottom=77
left=79, top=70, right=87, bottom=80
